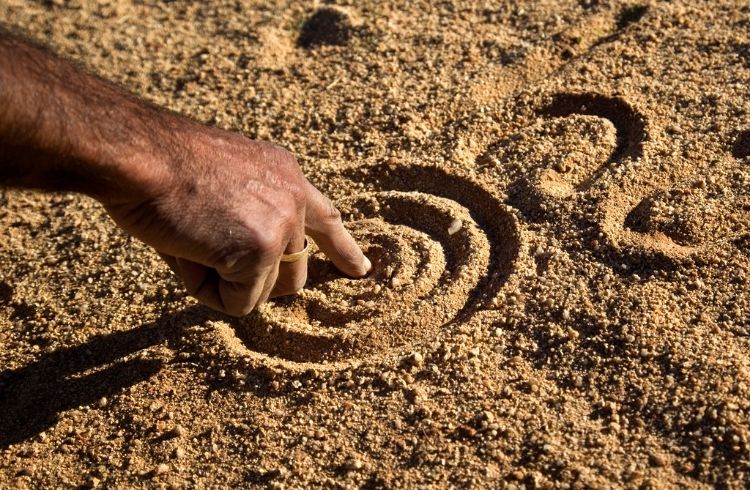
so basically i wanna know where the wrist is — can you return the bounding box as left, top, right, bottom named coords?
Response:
left=81, top=106, right=181, bottom=206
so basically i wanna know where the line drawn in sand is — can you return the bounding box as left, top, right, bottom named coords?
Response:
left=478, top=91, right=716, bottom=272
left=480, top=90, right=750, bottom=274
left=215, top=165, right=527, bottom=370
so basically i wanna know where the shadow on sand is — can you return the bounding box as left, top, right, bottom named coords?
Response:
left=0, top=306, right=210, bottom=448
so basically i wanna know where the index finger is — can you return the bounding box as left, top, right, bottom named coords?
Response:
left=303, top=180, right=371, bottom=278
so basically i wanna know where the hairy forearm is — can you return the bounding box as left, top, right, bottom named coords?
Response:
left=0, top=30, right=371, bottom=315
left=0, top=32, right=174, bottom=203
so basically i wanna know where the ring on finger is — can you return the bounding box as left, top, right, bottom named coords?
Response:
left=280, top=237, right=311, bottom=263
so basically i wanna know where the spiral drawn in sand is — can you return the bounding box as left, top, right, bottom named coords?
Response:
left=628, top=188, right=749, bottom=253
left=479, top=93, right=643, bottom=214
left=484, top=110, right=619, bottom=216
left=544, top=94, right=703, bottom=265
left=219, top=165, right=521, bottom=369
left=540, top=92, right=646, bottom=162
left=480, top=92, right=709, bottom=269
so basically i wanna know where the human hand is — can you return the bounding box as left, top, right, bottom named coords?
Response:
left=0, top=33, right=370, bottom=316
left=103, top=122, right=371, bottom=316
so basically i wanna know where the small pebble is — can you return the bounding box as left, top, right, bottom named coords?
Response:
left=407, top=351, right=424, bottom=366
left=152, top=463, right=170, bottom=477
left=649, top=452, right=668, bottom=467
left=171, top=424, right=186, bottom=437
left=344, top=457, right=364, bottom=471
left=448, top=219, right=463, bottom=235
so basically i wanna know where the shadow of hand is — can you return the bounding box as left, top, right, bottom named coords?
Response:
left=0, top=307, right=207, bottom=448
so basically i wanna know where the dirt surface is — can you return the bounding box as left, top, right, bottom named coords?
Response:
left=1, top=0, right=749, bottom=487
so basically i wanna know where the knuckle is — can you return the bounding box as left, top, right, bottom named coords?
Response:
left=251, top=228, right=284, bottom=262
left=257, top=142, right=306, bottom=207
left=288, top=182, right=306, bottom=206
left=276, top=145, right=298, bottom=165
left=255, top=139, right=285, bottom=154
left=214, top=248, right=243, bottom=272
left=277, top=195, right=300, bottom=224
left=323, top=199, right=342, bottom=224
left=260, top=140, right=299, bottom=167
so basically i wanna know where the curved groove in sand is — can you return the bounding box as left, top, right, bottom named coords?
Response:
left=546, top=93, right=706, bottom=267
left=542, top=93, right=702, bottom=266
left=222, top=165, right=522, bottom=369
left=483, top=91, right=703, bottom=269
left=540, top=92, right=647, bottom=189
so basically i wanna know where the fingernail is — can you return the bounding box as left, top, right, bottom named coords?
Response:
left=362, top=256, right=373, bottom=276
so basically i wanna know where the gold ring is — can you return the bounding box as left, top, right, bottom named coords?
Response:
left=280, top=237, right=311, bottom=263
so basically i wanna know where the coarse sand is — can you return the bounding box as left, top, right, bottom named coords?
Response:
left=1, top=0, right=749, bottom=487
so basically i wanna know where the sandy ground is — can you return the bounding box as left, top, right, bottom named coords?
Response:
left=1, top=0, right=749, bottom=487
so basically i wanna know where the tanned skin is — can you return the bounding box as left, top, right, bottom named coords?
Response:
left=0, top=31, right=371, bottom=316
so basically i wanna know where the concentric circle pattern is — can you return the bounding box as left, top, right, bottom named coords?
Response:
left=232, top=190, right=493, bottom=367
